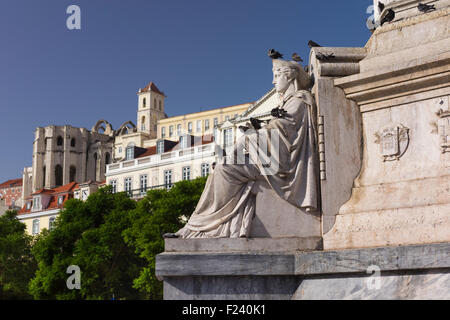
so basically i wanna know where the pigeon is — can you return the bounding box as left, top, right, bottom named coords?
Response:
left=418, top=3, right=436, bottom=13
left=316, top=52, right=335, bottom=61
left=308, top=40, right=321, bottom=48
left=378, top=1, right=385, bottom=12
left=292, top=53, right=303, bottom=62
left=268, top=49, right=283, bottom=59
left=163, top=233, right=178, bottom=238
left=380, top=9, right=395, bottom=25
left=250, top=118, right=264, bottom=130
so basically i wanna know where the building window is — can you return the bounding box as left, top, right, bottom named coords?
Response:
left=225, top=116, right=230, bottom=121
left=110, top=180, right=117, bottom=193
left=32, top=198, right=37, bottom=209
left=49, top=217, right=56, bottom=231
left=32, top=219, right=40, bottom=235
left=180, top=136, right=188, bottom=149
left=58, top=196, right=64, bottom=205
left=201, top=163, right=210, bottom=177
left=69, top=166, right=76, bottom=183
left=196, top=120, right=202, bottom=133
left=157, top=141, right=164, bottom=154
left=164, top=170, right=172, bottom=189
left=205, top=119, right=210, bottom=131
left=169, top=126, right=174, bottom=137
left=143, top=98, right=146, bottom=108
left=141, top=116, right=146, bottom=131
left=177, top=124, right=182, bottom=136
left=71, top=138, right=76, bottom=147
left=57, top=136, right=63, bottom=146
left=55, top=165, right=63, bottom=187
left=161, top=127, right=166, bottom=138
left=188, top=122, right=193, bottom=133
left=182, top=167, right=190, bottom=181
left=43, top=166, right=46, bottom=187
left=214, top=118, right=218, bottom=127
left=159, top=100, right=162, bottom=110
left=105, top=152, right=111, bottom=173
left=140, top=175, right=148, bottom=195
left=154, top=125, right=157, bottom=132
left=154, top=98, right=156, bottom=109
left=223, top=128, right=233, bottom=147
left=26, top=202, right=31, bottom=210
left=125, top=177, right=132, bottom=196
left=93, top=153, right=98, bottom=181
left=125, top=145, right=134, bottom=160
left=118, top=147, right=122, bottom=154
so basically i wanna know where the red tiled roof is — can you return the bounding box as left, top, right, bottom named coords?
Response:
left=19, top=182, right=79, bottom=214
left=200, top=134, right=214, bottom=145
left=136, top=146, right=157, bottom=158
left=0, top=178, right=23, bottom=189
left=139, top=82, right=164, bottom=95
left=51, top=182, right=78, bottom=194
left=32, top=188, right=53, bottom=195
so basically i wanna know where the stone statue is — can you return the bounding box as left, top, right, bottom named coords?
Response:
left=165, top=50, right=319, bottom=239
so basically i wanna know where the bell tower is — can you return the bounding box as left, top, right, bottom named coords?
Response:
left=137, top=82, right=166, bottom=139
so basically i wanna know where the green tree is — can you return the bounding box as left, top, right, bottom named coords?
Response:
left=29, top=186, right=147, bottom=300
left=0, top=210, right=37, bottom=299
left=124, top=177, right=207, bottom=299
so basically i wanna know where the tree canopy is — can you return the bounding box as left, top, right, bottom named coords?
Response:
left=28, top=177, right=207, bottom=300
left=0, top=210, right=36, bottom=299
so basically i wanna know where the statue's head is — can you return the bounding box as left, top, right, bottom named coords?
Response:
left=269, top=50, right=311, bottom=94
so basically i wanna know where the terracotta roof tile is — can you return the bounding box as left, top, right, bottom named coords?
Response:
left=0, top=178, right=23, bottom=189
left=139, top=82, right=164, bottom=95
left=136, top=146, right=157, bottom=158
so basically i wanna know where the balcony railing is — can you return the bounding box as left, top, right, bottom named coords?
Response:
left=106, top=143, right=214, bottom=175
left=122, top=182, right=178, bottom=198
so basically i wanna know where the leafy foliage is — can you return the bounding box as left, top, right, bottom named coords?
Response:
left=29, top=186, right=146, bottom=300
left=123, top=177, right=207, bottom=299
left=0, top=210, right=37, bottom=299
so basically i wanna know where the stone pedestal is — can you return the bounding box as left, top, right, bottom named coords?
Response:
left=156, top=242, right=450, bottom=300
left=324, top=4, right=450, bottom=250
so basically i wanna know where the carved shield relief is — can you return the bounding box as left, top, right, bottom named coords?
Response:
left=438, top=117, right=449, bottom=153
left=378, top=124, right=410, bottom=161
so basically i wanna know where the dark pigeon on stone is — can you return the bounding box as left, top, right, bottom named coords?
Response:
left=268, top=49, right=283, bottom=59
left=292, top=53, right=303, bottom=62
left=308, top=40, right=321, bottom=48
left=380, top=9, right=395, bottom=25
left=316, top=52, right=335, bottom=61
left=378, top=1, right=385, bottom=12
left=418, top=3, right=436, bottom=13
left=163, top=233, right=178, bottom=238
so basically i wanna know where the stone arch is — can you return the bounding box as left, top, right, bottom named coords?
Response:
left=91, top=119, right=114, bottom=136
left=93, top=153, right=98, bottom=182
left=55, top=165, right=63, bottom=187
left=117, top=121, right=137, bottom=136
left=69, top=166, right=76, bottom=183
left=43, top=166, right=46, bottom=187
left=56, top=136, right=63, bottom=146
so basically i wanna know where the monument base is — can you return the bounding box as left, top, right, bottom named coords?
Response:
left=156, top=242, right=450, bottom=300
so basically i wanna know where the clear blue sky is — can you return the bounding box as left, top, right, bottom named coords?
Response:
left=0, top=0, right=372, bottom=182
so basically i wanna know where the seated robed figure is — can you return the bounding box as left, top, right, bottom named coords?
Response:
left=167, top=51, right=319, bottom=239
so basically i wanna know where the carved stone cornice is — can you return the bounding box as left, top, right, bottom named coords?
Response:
left=334, top=50, right=450, bottom=111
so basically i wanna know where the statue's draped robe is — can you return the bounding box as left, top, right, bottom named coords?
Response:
left=176, top=90, right=318, bottom=238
